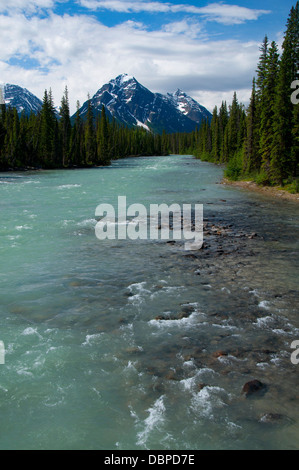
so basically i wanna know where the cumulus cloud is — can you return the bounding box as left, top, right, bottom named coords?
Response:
left=79, top=0, right=270, bottom=25
left=0, top=8, right=261, bottom=113
left=0, top=0, right=56, bottom=13
left=162, top=19, right=204, bottom=39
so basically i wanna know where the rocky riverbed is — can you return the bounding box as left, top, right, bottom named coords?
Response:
left=126, top=200, right=299, bottom=433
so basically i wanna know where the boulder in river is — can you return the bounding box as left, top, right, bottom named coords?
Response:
left=242, top=379, right=267, bottom=398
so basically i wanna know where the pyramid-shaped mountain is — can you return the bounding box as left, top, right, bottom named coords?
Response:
left=76, top=74, right=211, bottom=134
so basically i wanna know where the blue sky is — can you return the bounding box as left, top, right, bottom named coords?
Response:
left=0, top=1, right=296, bottom=113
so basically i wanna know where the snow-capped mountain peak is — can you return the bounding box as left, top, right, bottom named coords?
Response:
left=167, top=89, right=211, bottom=123
left=0, top=83, right=42, bottom=115
left=111, top=74, right=135, bottom=86
left=78, top=75, right=211, bottom=134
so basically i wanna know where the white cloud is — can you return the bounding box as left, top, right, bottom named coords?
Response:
left=195, top=3, right=270, bottom=25
left=0, top=0, right=56, bottom=13
left=79, top=0, right=270, bottom=25
left=162, top=19, right=204, bottom=39
left=0, top=11, right=260, bottom=113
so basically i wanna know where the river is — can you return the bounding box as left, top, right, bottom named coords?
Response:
left=0, top=155, right=298, bottom=450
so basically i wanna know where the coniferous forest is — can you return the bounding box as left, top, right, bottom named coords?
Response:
left=0, top=3, right=298, bottom=192
left=0, top=87, right=166, bottom=171
left=168, top=3, right=299, bottom=191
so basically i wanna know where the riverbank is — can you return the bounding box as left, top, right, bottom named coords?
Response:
left=222, top=178, right=299, bottom=203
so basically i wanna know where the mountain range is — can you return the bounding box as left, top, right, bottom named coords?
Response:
left=0, top=75, right=212, bottom=134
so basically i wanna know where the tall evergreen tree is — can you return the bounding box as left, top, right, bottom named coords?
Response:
left=256, top=36, right=269, bottom=100
left=97, top=105, right=110, bottom=165
left=210, top=106, right=220, bottom=161
left=258, top=41, right=280, bottom=179
left=271, top=3, right=299, bottom=182
left=59, top=86, right=71, bottom=167
left=70, top=100, right=84, bottom=166
left=39, top=89, right=57, bottom=167
left=243, top=78, right=260, bottom=174
left=84, top=95, right=96, bottom=165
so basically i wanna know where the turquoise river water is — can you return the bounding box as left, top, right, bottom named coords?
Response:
left=0, top=155, right=299, bottom=450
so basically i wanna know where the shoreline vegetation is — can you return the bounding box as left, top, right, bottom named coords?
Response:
left=0, top=3, right=298, bottom=199
left=221, top=177, right=299, bottom=203
left=172, top=3, right=299, bottom=197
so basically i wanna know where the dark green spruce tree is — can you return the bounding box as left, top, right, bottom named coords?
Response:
left=59, top=86, right=71, bottom=167
left=271, top=2, right=299, bottom=183
left=84, top=95, right=96, bottom=165
left=39, top=89, right=57, bottom=168
left=243, top=78, right=259, bottom=174
left=259, top=41, right=280, bottom=180
left=96, top=105, right=110, bottom=165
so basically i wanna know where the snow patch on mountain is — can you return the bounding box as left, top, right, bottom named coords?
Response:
left=0, top=83, right=42, bottom=115
left=76, top=74, right=212, bottom=134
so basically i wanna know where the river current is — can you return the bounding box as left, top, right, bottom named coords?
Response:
left=0, top=155, right=298, bottom=450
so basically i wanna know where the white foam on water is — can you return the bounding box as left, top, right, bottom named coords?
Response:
left=221, top=287, right=231, bottom=294
left=136, top=395, right=166, bottom=448
left=179, top=367, right=216, bottom=392
left=23, top=180, right=41, bottom=185
left=21, top=327, right=43, bottom=339
left=17, top=368, right=34, bottom=377
left=272, top=328, right=292, bottom=336
left=124, top=360, right=138, bottom=374
left=248, top=288, right=259, bottom=296
left=46, top=346, right=63, bottom=354
left=253, top=315, right=299, bottom=337
left=127, top=282, right=151, bottom=305
left=256, top=362, right=269, bottom=369
left=211, top=321, right=239, bottom=332
left=7, top=235, right=21, bottom=241
left=77, top=218, right=97, bottom=227
left=191, top=386, right=228, bottom=420
left=258, top=300, right=272, bottom=310
left=15, top=225, right=32, bottom=231
left=82, top=333, right=104, bottom=346
left=149, top=311, right=203, bottom=329
left=57, top=184, right=82, bottom=190
left=128, top=282, right=148, bottom=292
left=61, top=219, right=74, bottom=227
left=180, top=376, right=197, bottom=391
left=225, top=419, right=242, bottom=434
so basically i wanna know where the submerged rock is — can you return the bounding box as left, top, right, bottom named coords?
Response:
left=198, top=383, right=208, bottom=391
left=259, top=413, right=285, bottom=424
left=242, top=379, right=267, bottom=398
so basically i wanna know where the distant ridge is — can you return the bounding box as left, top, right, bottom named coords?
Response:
left=0, top=76, right=212, bottom=133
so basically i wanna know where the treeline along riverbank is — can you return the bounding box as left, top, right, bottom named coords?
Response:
left=166, top=3, right=299, bottom=194
left=0, top=90, right=169, bottom=171
left=1, top=3, right=298, bottom=193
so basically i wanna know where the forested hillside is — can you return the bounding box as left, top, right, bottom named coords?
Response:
left=166, top=3, right=299, bottom=192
